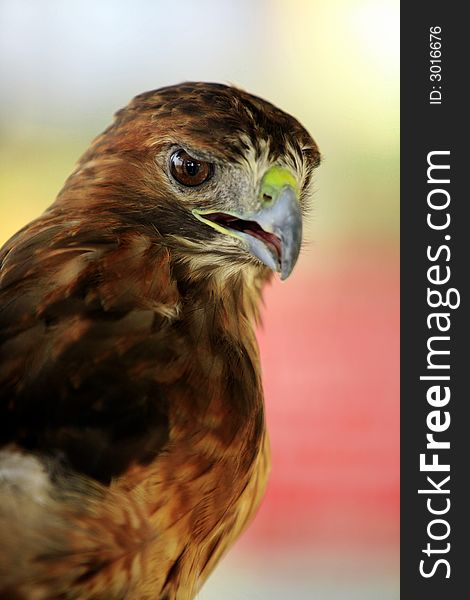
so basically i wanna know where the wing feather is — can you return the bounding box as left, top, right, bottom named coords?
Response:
left=0, top=216, right=183, bottom=483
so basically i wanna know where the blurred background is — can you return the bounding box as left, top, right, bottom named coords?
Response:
left=0, top=0, right=399, bottom=598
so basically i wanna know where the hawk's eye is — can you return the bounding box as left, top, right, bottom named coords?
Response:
left=170, top=149, right=213, bottom=187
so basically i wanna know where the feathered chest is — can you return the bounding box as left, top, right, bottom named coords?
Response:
left=0, top=232, right=266, bottom=481
left=0, top=231, right=270, bottom=599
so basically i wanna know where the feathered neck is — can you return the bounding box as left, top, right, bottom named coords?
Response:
left=169, top=251, right=272, bottom=330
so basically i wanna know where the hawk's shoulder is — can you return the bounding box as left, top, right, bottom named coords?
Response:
left=0, top=215, right=183, bottom=482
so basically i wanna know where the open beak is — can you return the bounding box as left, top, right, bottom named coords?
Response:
left=192, top=167, right=302, bottom=280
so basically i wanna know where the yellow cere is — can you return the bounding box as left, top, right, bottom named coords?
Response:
left=260, top=167, right=299, bottom=201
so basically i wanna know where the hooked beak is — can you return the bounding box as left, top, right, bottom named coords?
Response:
left=192, top=167, right=302, bottom=280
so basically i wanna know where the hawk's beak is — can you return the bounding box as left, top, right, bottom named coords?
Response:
left=193, top=167, right=302, bottom=280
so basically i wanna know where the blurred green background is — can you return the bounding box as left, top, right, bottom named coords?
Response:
left=0, top=1, right=399, bottom=598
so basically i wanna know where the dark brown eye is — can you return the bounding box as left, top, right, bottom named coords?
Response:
left=170, top=149, right=213, bottom=187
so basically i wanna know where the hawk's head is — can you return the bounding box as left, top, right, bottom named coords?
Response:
left=61, top=82, right=320, bottom=281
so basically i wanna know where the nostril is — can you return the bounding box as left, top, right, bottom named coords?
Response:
left=262, top=193, right=273, bottom=203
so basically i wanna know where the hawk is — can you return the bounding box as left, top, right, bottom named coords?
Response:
left=0, top=82, right=320, bottom=599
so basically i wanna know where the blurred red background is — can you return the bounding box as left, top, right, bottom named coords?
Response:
left=258, top=243, right=399, bottom=551
left=199, top=242, right=400, bottom=598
